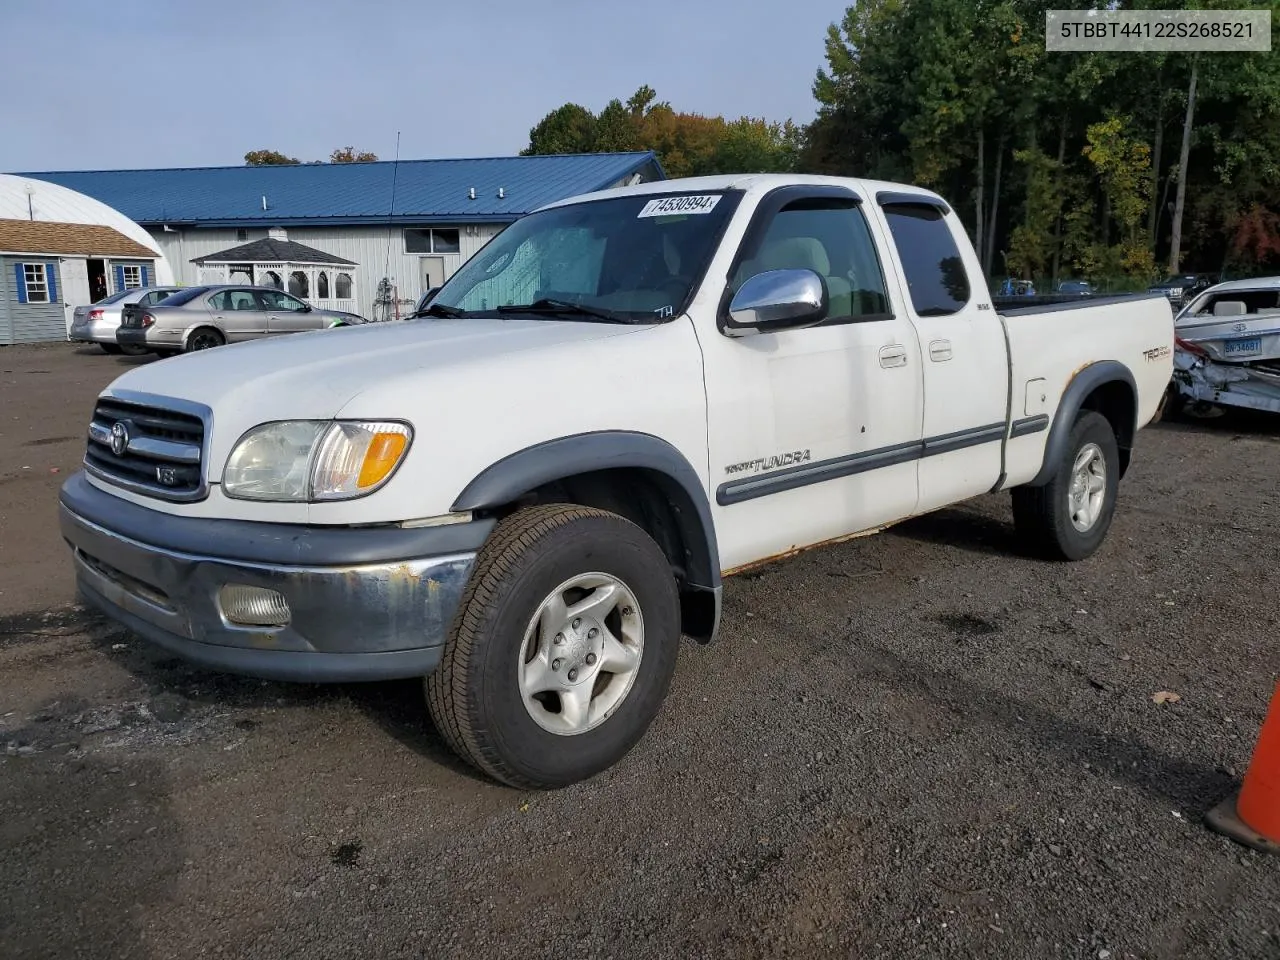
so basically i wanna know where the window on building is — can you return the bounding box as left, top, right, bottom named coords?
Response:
left=335, top=273, right=353, bottom=298
left=237, top=229, right=248, bottom=241
left=432, top=229, right=460, bottom=254
left=21, top=263, right=50, bottom=303
left=288, top=271, right=309, bottom=297
left=121, top=265, right=142, bottom=289
left=880, top=203, right=970, bottom=316
left=404, top=228, right=461, bottom=255
left=317, top=271, right=330, bottom=298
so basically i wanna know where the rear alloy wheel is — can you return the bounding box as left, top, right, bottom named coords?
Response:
left=187, top=328, right=225, bottom=351
left=1012, top=410, right=1119, bottom=561
left=426, top=504, right=680, bottom=789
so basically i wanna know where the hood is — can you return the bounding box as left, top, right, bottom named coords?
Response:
left=103, top=317, right=642, bottom=419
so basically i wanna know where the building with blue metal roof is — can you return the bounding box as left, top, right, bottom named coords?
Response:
left=18, top=152, right=665, bottom=321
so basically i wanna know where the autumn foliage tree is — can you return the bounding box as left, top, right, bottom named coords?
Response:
left=521, top=86, right=800, bottom=178
left=802, top=0, right=1280, bottom=286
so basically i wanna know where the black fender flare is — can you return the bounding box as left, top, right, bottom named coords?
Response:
left=1027, top=360, right=1137, bottom=487
left=451, top=431, right=721, bottom=590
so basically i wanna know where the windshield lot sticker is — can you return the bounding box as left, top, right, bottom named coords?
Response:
left=638, top=195, right=721, bottom=218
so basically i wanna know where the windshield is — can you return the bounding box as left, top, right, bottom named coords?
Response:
left=429, top=191, right=741, bottom=323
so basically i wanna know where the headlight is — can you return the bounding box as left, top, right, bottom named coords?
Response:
left=223, top=420, right=412, bottom=502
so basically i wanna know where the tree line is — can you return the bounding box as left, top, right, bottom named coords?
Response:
left=244, top=146, right=379, bottom=165
left=522, top=0, right=1280, bottom=290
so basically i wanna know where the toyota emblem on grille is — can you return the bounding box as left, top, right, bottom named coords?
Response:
left=110, top=421, right=130, bottom=457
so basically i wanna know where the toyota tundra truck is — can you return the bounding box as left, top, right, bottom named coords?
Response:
left=58, top=174, right=1175, bottom=789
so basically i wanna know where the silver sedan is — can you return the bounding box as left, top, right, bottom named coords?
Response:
left=69, top=286, right=184, bottom=355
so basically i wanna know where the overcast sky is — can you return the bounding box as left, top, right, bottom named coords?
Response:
left=3, top=0, right=844, bottom=172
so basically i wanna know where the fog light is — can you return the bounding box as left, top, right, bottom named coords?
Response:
left=219, top=584, right=291, bottom=626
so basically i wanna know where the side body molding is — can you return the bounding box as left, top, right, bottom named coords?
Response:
left=1027, top=360, right=1138, bottom=487
left=451, top=431, right=721, bottom=590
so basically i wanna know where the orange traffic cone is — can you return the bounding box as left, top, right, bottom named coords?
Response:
left=1206, top=681, right=1280, bottom=855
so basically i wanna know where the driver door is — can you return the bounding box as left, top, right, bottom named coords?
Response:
left=259, top=290, right=315, bottom=333
left=698, top=187, right=924, bottom=572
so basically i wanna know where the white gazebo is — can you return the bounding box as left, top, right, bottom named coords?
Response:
left=191, top=235, right=358, bottom=313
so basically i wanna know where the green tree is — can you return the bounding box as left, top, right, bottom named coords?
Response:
left=1082, top=115, right=1156, bottom=280
left=244, top=149, right=299, bottom=165
left=521, top=103, right=598, bottom=156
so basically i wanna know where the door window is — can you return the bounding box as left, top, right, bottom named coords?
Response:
left=210, top=289, right=262, bottom=311
left=881, top=204, right=971, bottom=316
left=731, top=199, right=890, bottom=323
left=258, top=290, right=309, bottom=311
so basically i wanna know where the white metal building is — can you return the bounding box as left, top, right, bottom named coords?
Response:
left=20, top=153, right=666, bottom=322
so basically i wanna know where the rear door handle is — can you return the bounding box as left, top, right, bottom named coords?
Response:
left=879, top=344, right=908, bottom=368
left=929, top=339, right=953, bottom=362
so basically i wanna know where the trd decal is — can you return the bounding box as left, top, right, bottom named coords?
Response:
left=1143, top=345, right=1172, bottom=361
left=724, top=450, right=812, bottom=476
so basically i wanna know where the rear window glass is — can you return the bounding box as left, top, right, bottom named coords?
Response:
left=95, top=290, right=133, bottom=304
left=155, top=287, right=207, bottom=306
left=881, top=204, right=970, bottom=316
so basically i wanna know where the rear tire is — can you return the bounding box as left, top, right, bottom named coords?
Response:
left=186, top=327, right=225, bottom=351
left=1011, top=410, right=1119, bottom=561
left=426, top=504, right=680, bottom=789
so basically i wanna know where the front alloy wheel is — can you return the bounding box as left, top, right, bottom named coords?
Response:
left=518, top=572, right=644, bottom=736
left=426, top=504, right=680, bottom=789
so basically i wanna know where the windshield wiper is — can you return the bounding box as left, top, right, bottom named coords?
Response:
left=496, top=298, right=626, bottom=324
left=419, top=303, right=466, bottom=318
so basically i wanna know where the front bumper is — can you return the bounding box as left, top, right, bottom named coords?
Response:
left=58, top=472, right=494, bottom=682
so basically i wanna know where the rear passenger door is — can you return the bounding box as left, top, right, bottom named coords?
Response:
left=871, top=196, right=1009, bottom=512
left=209, top=289, right=269, bottom=341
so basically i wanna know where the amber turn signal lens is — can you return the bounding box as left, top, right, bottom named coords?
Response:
left=358, top=432, right=409, bottom=489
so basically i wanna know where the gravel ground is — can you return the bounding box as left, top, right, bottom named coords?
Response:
left=1, top=343, right=1279, bottom=960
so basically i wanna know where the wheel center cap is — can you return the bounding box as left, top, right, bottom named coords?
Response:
left=561, top=620, right=601, bottom=682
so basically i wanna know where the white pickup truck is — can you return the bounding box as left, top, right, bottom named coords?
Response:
left=59, top=174, right=1174, bottom=788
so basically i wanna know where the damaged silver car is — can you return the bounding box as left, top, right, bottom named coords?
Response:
left=1170, top=277, right=1280, bottom=417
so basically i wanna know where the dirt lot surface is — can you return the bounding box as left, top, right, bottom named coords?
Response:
left=2, top=342, right=1279, bottom=960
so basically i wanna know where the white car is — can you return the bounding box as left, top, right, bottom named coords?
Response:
left=58, top=173, right=1174, bottom=788
left=1170, top=276, right=1280, bottom=416
left=68, top=286, right=185, bottom=355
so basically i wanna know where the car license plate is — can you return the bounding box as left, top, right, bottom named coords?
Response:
left=1224, top=337, right=1262, bottom=357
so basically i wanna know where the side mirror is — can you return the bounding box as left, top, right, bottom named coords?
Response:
left=724, top=268, right=827, bottom=336
left=302, top=303, right=312, bottom=312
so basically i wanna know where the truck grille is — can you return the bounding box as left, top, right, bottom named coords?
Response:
left=85, top=397, right=208, bottom=502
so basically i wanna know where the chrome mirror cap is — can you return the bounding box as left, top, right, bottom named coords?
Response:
left=725, top=268, right=827, bottom=335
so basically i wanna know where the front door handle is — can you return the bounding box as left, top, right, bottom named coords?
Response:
left=929, top=339, right=953, bottom=362
left=879, top=344, right=908, bottom=368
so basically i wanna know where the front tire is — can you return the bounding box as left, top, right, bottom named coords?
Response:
left=426, top=504, right=680, bottom=789
left=1011, top=410, right=1119, bottom=561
